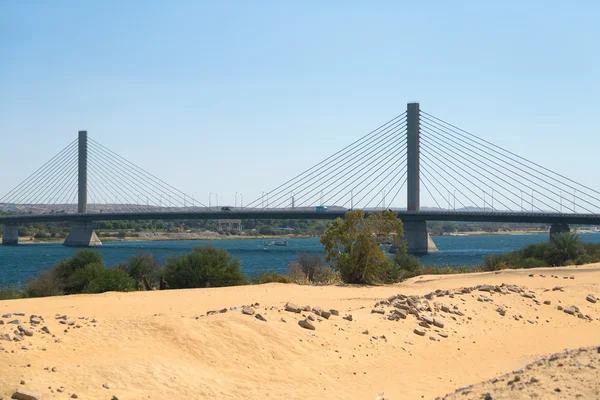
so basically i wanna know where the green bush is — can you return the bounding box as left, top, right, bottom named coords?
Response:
left=162, top=246, right=246, bottom=289
left=258, top=271, right=292, bottom=284
left=521, top=257, right=545, bottom=269
left=68, top=262, right=105, bottom=293
left=24, top=266, right=65, bottom=298
left=83, top=268, right=136, bottom=293
left=117, top=253, right=163, bottom=289
left=544, top=232, right=584, bottom=266
left=0, top=283, right=22, bottom=300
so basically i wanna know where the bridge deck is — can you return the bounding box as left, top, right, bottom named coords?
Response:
left=1, top=210, right=600, bottom=225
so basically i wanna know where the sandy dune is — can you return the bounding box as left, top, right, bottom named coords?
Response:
left=1, top=265, right=599, bottom=399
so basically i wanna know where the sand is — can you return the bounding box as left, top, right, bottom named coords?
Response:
left=1, top=265, right=599, bottom=400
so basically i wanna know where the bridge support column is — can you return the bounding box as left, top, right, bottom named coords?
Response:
left=405, top=102, right=438, bottom=255
left=64, top=222, right=102, bottom=247
left=1, top=224, right=19, bottom=245
left=404, top=220, right=438, bottom=255
left=550, top=223, right=570, bottom=237
left=63, top=131, right=101, bottom=247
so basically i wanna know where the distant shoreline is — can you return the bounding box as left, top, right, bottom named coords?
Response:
left=8, top=229, right=599, bottom=245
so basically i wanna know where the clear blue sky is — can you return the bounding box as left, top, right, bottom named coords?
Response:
left=1, top=1, right=598, bottom=209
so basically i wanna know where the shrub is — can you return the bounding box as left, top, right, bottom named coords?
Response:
left=25, top=267, right=65, bottom=298
left=68, top=262, right=104, bottom=293
left=258, top=271, right=292, bottom=284
left=544, top=232, right=584, bottom=266
left=0, top=283, right=22, bottom=300
left=162, top=246, right=246, bottom=289
left=522, top=257, right=546, bottom=269
left=25, top=250, right=103, bottom=297
left=296, top=253, right=323, bottom=282
left=117, top=253, right=163, bottom=289
left=83, top=268, right=136, bottom=293
left=320, top=210, right=404, bottom=284
left=482, top=255, right=510, bottom=271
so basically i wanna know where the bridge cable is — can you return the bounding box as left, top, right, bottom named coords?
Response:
left=88, top=145, right=166, bottom=210
left=267, top=123, right=407, bottom=208
left=420, top=121, right=581, bottom=213
left=420, top=137, right=517, bottom=212
left=14, top=145, right=79, bottom=207
left=89, top=138, right=206, bottom=207
left=0, top=139, right=77, bottom=204
left=89, top=141, right=191, bottom=210
left=381, top=171, right=408, bottom=209
left=244, top=112, right=407, bottom=208
left=313, top=138, right=408, bottom=208
left=350, top=154, right=407, bottom=208
left=303, top=138, right=407, bottom=209
left=330, top=143, right=407, bottom=209
left=419, top=150, right=483, bottom=211
left=420, top=130, right=576, bottom=213
left=2, top=141, right=78, bottom=205
left=421, top=113, right=599, bottom=211
left=420, top=177, right=442, bottom=210
left=263, top=120, right=407, bottom=209
left=420, top=167, right=449, bottom=210
left=421, top=111, right=600, bottom=200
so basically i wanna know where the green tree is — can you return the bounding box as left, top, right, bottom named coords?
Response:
left=83, top=268, right=136, bottom=293
left=320, top=210, right=404, bottom=284
left=117, top=253, right=163, bottom=289
left=544, top=232, right=584, bottom=266
left=162, top=246, right=246, bottom=289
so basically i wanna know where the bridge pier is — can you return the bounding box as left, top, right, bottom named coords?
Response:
left=550, top=223, right=570, bottom=237
left=64, top=222, right=102, bottom=247
left=62, top=131, right=101, bottom=247
left=404, top=220, right=438, bottom=255
left=405, top=102, right=438, bottom=255
left=1, top=224, right=19, bottom=245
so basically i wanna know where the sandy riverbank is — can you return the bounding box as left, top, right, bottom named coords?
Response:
left=1, top=265, right=599, bottom=399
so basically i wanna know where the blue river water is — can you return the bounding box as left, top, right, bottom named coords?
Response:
left=2, top=233, right=600, bottom=285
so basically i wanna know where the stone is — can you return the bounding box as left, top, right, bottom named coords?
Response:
left=102, top=383, right=110, bottom=389
left=13, top=312, right=25, bottom=316
left=563, top=306, right=577, bottom=315
left=432, top=318, right=444, bottom=328
left=418, top=321, right=430, bottom=328
left=71, top=395, right=78, bottom=399
left=1, top=314, right=11, bottom=318
left=387, top=295, right=399, bottom=302
left=312, top=306, right=323, bottom=316
left=242, top=306, right=255, bottom=316
left=8, top=320, right=20, bottom=325
left=255, top=314, right=267, bottom=322
left=441, top=304, right=450, bottom=313
left=10, top=389, right=43, bottom=400
left=544, top=300, right=551, bottom=305
left=29, top=318, right=41, bottom=325
left=41, top=326, right=51, bottom=335
left=413, top=328, right=426, bottom=336
left=321, top=311, right=332, bottom=319
left=329, top=309, right=339, bottom=316
left=343, top=314, right=353, bottom=321
left=284, top=302, right=302, bottom=313
left=586, top=294, right=597, bottom=304
left=18, top=325, right=33, bottom=337
left=438, top=332, right=448, bottom=338
left=0, top=332, right=15, bottom=341
left=307, top=314, right=315, bottom=321
left=522, top=292, right=535, bottom=299
left=393, top=309, right=407, bottom=319
left=298, top=319, right=315, bottom=330
left=478, top=285, right=493, bottom=292
left=371, top=308, right=385, bottom=315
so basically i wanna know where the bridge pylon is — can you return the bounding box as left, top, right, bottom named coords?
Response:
left=404, top=102, right=438, bottom=255
left=63, top=131, right=102, bottom=247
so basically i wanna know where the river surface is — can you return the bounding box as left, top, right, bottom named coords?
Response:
left=2, top=233, right=600, bottom=285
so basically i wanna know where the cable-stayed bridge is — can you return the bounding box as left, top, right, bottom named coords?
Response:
left=2, top=102, right=600, bottom=253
